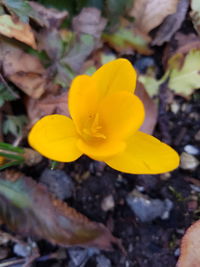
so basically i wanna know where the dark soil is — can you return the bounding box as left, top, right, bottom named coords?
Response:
left=6, top=90, right=198, bottom=267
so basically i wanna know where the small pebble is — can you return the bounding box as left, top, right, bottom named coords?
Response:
left=160, top=172, right=171, bottom=181
left=96, top=255, right=111, bottom=267
left=135, top=185, right=145, bottom=192
left=40, top=169, right=75, bottom=200
left=189, top=112, right=199, bottom=120
left=181, top=103, right=189, bottom=112
left=190, top=184, right=200, bottom=193
left=187, top=200, right=198, bottom=212
left=184, top=145, right=199, bottom=155
left=126, top=191, right=173, bottom=222
left=101, top=195, right=115, bottom=211
left=161, top=199, right=173, bottom=219
left=174, top=248, right=180, bottom=257
left=13, top=243, right=31, bottom=257
left=68, top=247, right=99, bottom=267
left=170, top=102, right=180, bottom=114
left=180, top=152, right=199, bottom=170
left=68, top=248, right=89, bottom=267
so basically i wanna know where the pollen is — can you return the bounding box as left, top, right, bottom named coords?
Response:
left=82, top=113, right=106, bottom=141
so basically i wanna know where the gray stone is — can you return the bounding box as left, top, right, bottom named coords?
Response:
left=101, top=195, right=115, bottom=211
left=40, top=169, right=75, bottom=200
left=180, top=152, right=199, bottom=170
left=13, top=243, right=31, bottom=257
left=68, top=247, right=99, bottom=267
left=184, top=145, right=199, bottom=155
left=126, top=191, right=173, bottom=222
left=96, top=255, right=111, bottom=267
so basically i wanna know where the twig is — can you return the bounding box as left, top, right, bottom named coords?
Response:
left=0, top=258, right=25, bottom=267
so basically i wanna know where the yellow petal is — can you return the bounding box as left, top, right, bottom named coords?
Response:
left=105, top=131, right=180, bottom=174
left=98, top=91, right=145, bottom=140
left=92, top=58, right=137, bottom=98
left=68, top=75, right=100, bottom=133
left=77, top=138, right=126, bottom=160
left=28, top=115, right=82, bottom=162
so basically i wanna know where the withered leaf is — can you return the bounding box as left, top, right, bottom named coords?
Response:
left=37, top=28, right=63, bottom=60
left=26, top=91, right=69, bottom=126
left=0, top=14, right=36, bottom=49
left=162, top=33, right=200, bottom=67
left=103, top=19, right=153, bottom=55
left=72, top=8, right=107, bottom=40
left=61, top=34, right=95, bottom=73
left=174, top=33, right=200, bottom=55
left=0, top=171, right=119, bottom=250
left=130, top=0, right=179, bottom=35
left=135, top=81, right=158, bottom=135
left=177, top=220, right=200, bottom=267
left=0, top=41, right=46, bottom=99
left=153, top=0, right=189, bottom=46
left=29, top=1, right=68, bottom=28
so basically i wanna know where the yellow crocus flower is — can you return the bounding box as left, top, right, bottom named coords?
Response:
left=28, top=59, right=179, bottom=174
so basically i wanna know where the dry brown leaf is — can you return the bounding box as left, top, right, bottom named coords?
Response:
left=0, top=170, right=120, bottom=250
left=152, top=0, right=189, bottom=46
left=0, top=42, right=46, bottom=99
left=177, top=220, right=200, bottom=267
left=0, top=15, right=36, bottom=49
left=130, top=0, right=179, bottom=34
left=162, top=33, right=200, bottom=67
left=174, top=33, right=200, bottom=55
left=26, top=91, right=69, bottom=126
left=29, top=1, right=68, bottom=28
left=72, top=8, right=107, bottom=40
left=135, top=81, right=158, bottom=135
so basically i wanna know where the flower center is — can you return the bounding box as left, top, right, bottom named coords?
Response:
left=82, top=113, right=106, bottom=142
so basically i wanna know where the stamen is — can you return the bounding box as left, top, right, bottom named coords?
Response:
left=82, top=113, right=106, bottom=140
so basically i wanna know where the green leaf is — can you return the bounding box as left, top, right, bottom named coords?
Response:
left=104, top=0, right=133, bottom=27
left=103, top=27, right=152, bottom=55
left=0, top=142, right=24, bottom=153
left=106, top=0, right=133, bottom=17
left=0, top=83, right=18, bottom=108
left=56, top=34, right=95, bottom=86
left=139, top=71, right=169, bottom=97
left=3, top=115, right=28, bottom=137
left=2, top=0, right=32, bottom=23
left=139, top=75, right=161, bottom=97
left=37, top=0, right=75, bottom=14
left=168, top=50, right=200, bottom=97
left=0, top=5, right=5, bottom=15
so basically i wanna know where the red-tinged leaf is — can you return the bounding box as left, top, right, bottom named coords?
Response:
left=163, top=33, right=200, bottom=67
left=0, top=170, right=120, bottom=250
left=135, top=81, right=158, bottom=135
left=177, top=220, right=200, bottom=267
